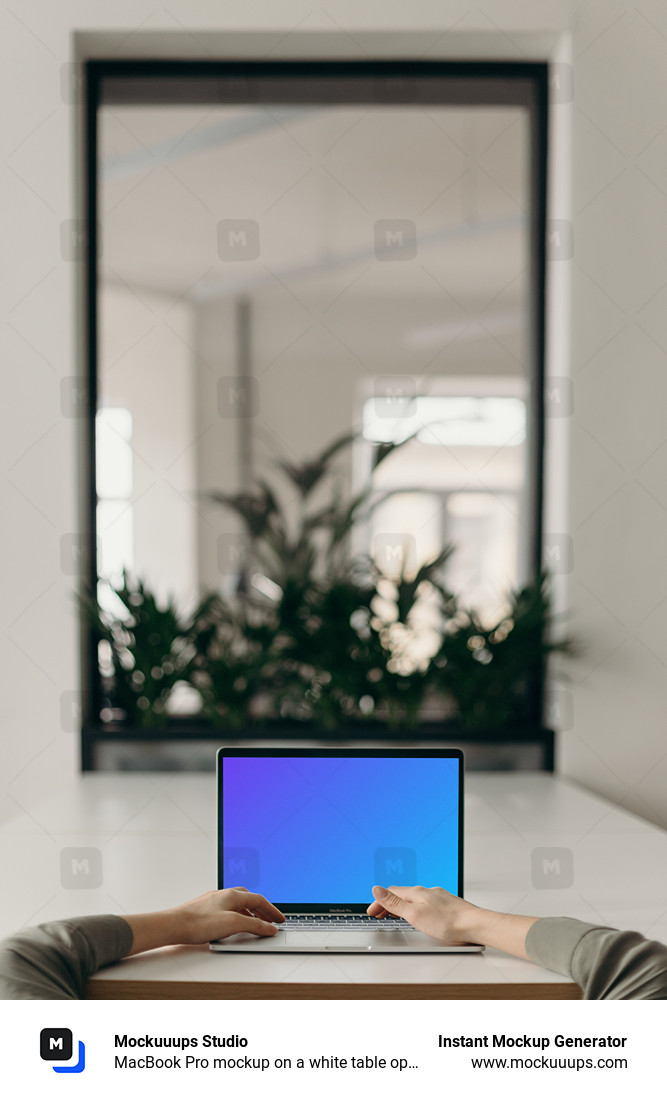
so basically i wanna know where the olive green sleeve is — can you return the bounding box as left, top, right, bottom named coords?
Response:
left=526, top=916, right=667, bottom=999
left=0, top=915, right=133, bottom=999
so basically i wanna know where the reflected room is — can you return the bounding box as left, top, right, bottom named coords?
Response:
left=88, top=67, right=554, bottom=770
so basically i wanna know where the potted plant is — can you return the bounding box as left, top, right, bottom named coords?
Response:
left=86, top=429, right=573, bottom=753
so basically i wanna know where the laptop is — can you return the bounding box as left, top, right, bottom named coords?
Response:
left=210, top=747, right=482, bottom=954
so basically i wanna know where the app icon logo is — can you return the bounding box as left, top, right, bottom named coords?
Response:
left=40, top=1028, right=86, bottom=1073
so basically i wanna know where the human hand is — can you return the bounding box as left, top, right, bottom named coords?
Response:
left=367, top=885, right=538, bottom=958
left=127, top=887, right=285, bottom=955
left=367, top=884, right=479, bottom=943
left=169, top=887, right=285, bottom=943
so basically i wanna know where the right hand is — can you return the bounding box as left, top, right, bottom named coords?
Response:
left=366, top=884, right=479, bottom=943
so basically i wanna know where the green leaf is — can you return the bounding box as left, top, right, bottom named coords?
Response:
left=278, top=430, right=357, bottom=498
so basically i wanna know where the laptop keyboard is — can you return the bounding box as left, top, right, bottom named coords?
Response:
left=279, top=915, right=418, bottom=933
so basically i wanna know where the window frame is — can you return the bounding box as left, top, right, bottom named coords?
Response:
left=81, top=59, right=548, bottom=769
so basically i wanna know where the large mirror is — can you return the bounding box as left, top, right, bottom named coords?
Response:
left=85, top=64, right=547, bottom=764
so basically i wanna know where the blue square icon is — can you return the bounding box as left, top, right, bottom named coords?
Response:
left=374, top=847, right=416, bottom=885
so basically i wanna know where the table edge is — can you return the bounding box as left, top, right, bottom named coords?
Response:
left=87, top=980, right=582, bottom=1001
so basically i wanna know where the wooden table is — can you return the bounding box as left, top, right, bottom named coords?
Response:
left=3, top=770, right=665, bottom=998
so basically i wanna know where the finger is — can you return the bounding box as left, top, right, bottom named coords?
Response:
left=371, top=885, right=413, bottom=917
left=367, top=899, right=395, bottom=917
left=366, top=901, right=389, bottom=917
left=225, top=913, right=278, bottom=938
left=372, top=885, right=415, bottom=902
left=230, top=891, right=285, bottom=923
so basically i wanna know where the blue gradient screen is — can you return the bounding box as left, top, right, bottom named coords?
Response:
left=221, top=755, right=460, bottom=903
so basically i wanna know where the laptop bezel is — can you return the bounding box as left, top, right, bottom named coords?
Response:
left=216, top=746, right=464, bottom=913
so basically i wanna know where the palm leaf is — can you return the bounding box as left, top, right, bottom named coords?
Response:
left=372, top=426, right=422, bottom=470
left=278, top=430, right=357, bottom=498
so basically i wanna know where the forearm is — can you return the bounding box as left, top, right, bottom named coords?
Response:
left=452, top=906, right=667, bottom=999
left=0, top=916, right=132, bottom=1000
left=125, top=910, right=189, bottom=954
left=463, top=910, right=667, bottom=998
left=526, top=918, right=667, bottom=999
left=456, top=905, right=539, bottom=960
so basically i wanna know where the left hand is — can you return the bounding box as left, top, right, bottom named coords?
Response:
left=170, top=887, right=285, bottom=943
left=127, top=888, right=285, bottom=954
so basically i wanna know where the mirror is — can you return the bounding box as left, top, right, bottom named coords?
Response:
left=89, top=66, right=543, bottom=737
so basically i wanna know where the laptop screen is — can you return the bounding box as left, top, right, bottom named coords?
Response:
left=219, top=749, right=462, bottom=910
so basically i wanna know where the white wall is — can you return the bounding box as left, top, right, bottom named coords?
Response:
left=1, top=1, right=666, bottom=829
left=557, top=4, right=667, bottom=828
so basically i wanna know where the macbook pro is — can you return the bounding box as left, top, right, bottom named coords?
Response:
left=210, top=747, right=482, bottom=954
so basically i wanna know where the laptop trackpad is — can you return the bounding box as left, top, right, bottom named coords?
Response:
left=285, top=931, right=406, bottom=949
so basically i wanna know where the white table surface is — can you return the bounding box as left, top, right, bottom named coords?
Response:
left=1, top=771, right=666, bottom=991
